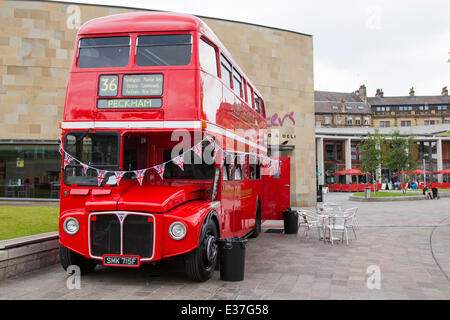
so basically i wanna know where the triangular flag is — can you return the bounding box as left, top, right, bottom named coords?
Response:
left=96, top=169, right=106, bottom=187
left=82, top=164, right=89, bottom=176
left=114, top=171, right=125, bottom=185
left=154, top=163, right=165, bottom=180
left=63, top=153, right=73, bottom=169
left=134, top=169, right=147, bottom=186
left=173, top=155, right=184, bottom=171
left=193, top=144, right=202, bottom=158
left=58, top=138, right=64, bottom=155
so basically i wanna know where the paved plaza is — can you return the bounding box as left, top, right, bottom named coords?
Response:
left=0, top=193, right=449, bottom=300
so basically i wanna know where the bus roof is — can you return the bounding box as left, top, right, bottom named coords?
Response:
left=78, top=11, right=262, bottom=98
left=80, top=11, right=208, bottom=36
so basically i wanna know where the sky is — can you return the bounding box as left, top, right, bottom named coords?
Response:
left=51, top=0, right=450, bottom=97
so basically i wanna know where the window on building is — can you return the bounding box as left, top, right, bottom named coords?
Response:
left=198, top=38, right=218, bottom=76
left=380, top=121, right=390, bottom=127
left=332, top=105, right=338, bottom=110
left=220, top=54, right=232, bottom=88
left=401, top=121, right=412, bottom=127
left=364, top=117, right=370, bottom=125
left=324, top=116, right=331, bottom=125
left=336, top=116, right=342, bottom=125
left=355, top=117, right=361, bottom=125
left=346, top=105, right=352, bottom=110
left=0, top=144, right=61, bottom=199
left=346, top=117, right=353, bottom=125
left=315, top=121, right=321, bottom=127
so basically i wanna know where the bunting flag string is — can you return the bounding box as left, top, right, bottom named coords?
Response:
left=59, top=134, right=279, bottom=186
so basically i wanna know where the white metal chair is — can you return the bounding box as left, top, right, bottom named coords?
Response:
left=296, top=209, right=322, bottom=240
left=324, top=212, right=355, bottom=245
left=343, top=207, right=358, bottom=240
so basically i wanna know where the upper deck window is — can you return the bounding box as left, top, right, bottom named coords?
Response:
left=220, top=54, right=232, bottom=88
left=246, top=83, right=253, bottom=106
left=199, top=38, right=218, bottom=76
left=78, top=36, right=130, bottom=68
left=136, top=34, right=192, bottom=66
left=254, top=93, right=261, bottom=113
left=232, top=69, right=242, bottom=98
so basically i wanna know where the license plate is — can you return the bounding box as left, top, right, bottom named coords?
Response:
left=103, top=255, right=140, bottom=267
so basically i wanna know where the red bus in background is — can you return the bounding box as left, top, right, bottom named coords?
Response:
left=59, top=12, right=289, bottom=282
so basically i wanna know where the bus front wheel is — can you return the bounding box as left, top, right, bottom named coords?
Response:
left=59, top=244, right=98, bottom=274
left=184, top=219, right=218, bottom=282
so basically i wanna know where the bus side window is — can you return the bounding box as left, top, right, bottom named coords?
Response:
left=199, top=38, right=218, bottom=77
left=234, top=165, right=243, bottom=180
left=260, top=98, right=266, bottom=118
left=246, top=83, right=253, bottom=107
left=232, top=69, right=242, bottom=98
left=220, top=54, right=232, bottom=89
left=254, top=93, right=261, bottom=114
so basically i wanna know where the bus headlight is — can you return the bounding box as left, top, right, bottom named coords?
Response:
left=63, top=217, right=80, bottom=235
left=169, top=221, right=187, bottom=240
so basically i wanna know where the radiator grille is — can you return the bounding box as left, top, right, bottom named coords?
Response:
left=90, top=213, right=154, bottom=259
left=90, top=214, right=120, bottom=257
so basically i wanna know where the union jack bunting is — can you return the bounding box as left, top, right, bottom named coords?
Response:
left=82, top=164, right=89, bottom=176
left=193, top=144, right=202, bottom=158
left=63, top=153, right=73, bottom=169
left=58, top=138, right=64, bottom=155
left=154, top=163, right=165, bottom=180
left=173, top=155, right=184, bottom=171
left=134, top=169, right=147, bottom=186
left=114, top=171, right=125, bottom=185
left=96, top=169, right=106, bottom=187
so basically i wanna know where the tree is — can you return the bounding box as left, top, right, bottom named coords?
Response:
left=383, top=130, right=417, bottom=175
left=359, top=129, right=384, bottom=192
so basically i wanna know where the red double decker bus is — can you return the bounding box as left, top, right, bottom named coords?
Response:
left=59, top=12, right=290, bottom=281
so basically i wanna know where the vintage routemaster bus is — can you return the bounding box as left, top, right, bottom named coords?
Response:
left=59, top=12, right=290, bottom=281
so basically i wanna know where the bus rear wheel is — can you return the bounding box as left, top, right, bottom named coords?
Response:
left=184, top=219, right=218, bottom=282
left=59, top=244, right=98, bottom=274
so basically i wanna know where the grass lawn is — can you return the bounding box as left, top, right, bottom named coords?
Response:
left=0, top=206, right=59, bottom=241
left=353, top=191, right=420, bottom=197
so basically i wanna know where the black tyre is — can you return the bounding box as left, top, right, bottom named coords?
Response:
left=250, top=202, right=261, bottom=238
left=59, top=244, right=98, bottom=274
left=185, top=219, right=218, bottom=282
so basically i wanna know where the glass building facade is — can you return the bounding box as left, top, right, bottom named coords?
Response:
left=0, top=142, right=60, bottom=199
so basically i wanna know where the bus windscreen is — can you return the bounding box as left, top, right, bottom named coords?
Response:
left=136, top=34, right=192, bottom=67
left=63, top=132, right=120, bottom=186
left=78, top=36, right=130, bottom=68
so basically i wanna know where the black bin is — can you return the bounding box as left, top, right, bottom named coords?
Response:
left=283, top=207, right=298, bottom=234
left=217, top=238, right=247, bottom=281
left=317, top=185, right=323, bottom=202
